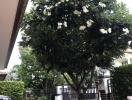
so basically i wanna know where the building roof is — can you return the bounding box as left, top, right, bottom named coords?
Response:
left=125, top=48, right=132, bottom=54
left=0, top=0, right=28, bottom=69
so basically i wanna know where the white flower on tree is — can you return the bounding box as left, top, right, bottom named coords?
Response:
left=43, top=10, right=46, bottom=15
left=100, top=28, right=108, bottom=34
left=110, top=10, right=114, bottom=14
left=58, top=22, right=63, bottom=26
left=108, top=28, right=112, bottom=33
left=82, top=6, right=89, bottom=13
left=73, top=10, right=81, bottom=16
left=128, top=41, right=132, bottom=45
left=79, top=25, right=86, bottom=30
left=45, top=0, right=49, bottom=2
left=60, top=0, right=65, bottom=2
left=123, top=28, right=129, bottom=34
left=57, top=25, right=62, bottom=29
left=99, top=2, right=106, bottom=8
left=58, top=22, right=63, bottom=29
left=55, top=2, right=61, bottom=7
left=47, top=6, right=53, bottom=10
left=85, top=4, right=90, bottom=8
left=32, top=74, right=35, bottom=79
left=48, top=12, right=51, bottom=16
left=64, top=21, right=67, bottom=27
left=86, top=19, right=94, bottom=27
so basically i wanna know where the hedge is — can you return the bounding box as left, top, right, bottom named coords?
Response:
left=111, top=64, right=132, bottom=100
left=0, top=81, right=24, bottom=100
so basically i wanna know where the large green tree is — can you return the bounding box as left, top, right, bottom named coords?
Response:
left=21, top=0, right=132, bottom=99
left=12, top=48, right=65, bottom=91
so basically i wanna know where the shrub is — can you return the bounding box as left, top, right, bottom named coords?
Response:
left=111, top=64, right=132, bottom=100
left=0, top=81, right=24, bottom=100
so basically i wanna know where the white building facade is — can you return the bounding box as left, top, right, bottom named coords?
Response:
left=114, top=48, right=132, bottom=67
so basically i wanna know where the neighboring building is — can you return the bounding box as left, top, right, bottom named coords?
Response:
left=114, top=48, right=132, bottom=67
left=98, top=48, right=132, bottom=99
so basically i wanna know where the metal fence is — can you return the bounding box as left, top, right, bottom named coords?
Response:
left=24, top=82, right=114, bottom=100
left=62, top=87, right=99, bottom=100
left=24, top=88, right=55, bottom=100
left=25, top=88, right=100, bottom=100
left=62, top=93, right=99, bottom=100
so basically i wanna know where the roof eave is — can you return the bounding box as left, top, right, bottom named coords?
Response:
left=4, top=0, right=29, bottom=68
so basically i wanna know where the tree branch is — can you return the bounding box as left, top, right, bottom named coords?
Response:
left=78, top=70, right=86, bottom=87
left=62, top=73, right=77, bottom=91
left=68, top=72, right=78, bottom=87
left=86, top=66, right=95, bottom=89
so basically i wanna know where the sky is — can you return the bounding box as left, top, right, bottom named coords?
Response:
left=118, top=0, right=132, bottom=13
left=6, top=0, right=132, bottom=72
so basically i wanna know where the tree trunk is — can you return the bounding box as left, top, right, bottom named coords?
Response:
left=76, top=89, right=85, bottom=100
left=78, top=93, right=85, bottom=100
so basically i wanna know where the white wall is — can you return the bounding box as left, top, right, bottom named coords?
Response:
left=114, top=48, right=132, bottom=67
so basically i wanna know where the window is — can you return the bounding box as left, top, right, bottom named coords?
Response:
left=130, top=58, right=132, bottom=64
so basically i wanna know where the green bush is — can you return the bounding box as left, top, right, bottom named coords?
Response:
left=0, top=81, right=24, bottom=100
left=111, top=64, right=132, bottom=100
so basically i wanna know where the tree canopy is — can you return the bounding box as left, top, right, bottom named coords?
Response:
left=21, top=0, right=132, bottom=97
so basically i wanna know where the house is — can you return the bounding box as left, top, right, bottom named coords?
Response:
left=97, top=48, right=132, bottom=100
left=114, top=48, right=132, bottom=67
left=0, top=0, right=28, bottom=80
